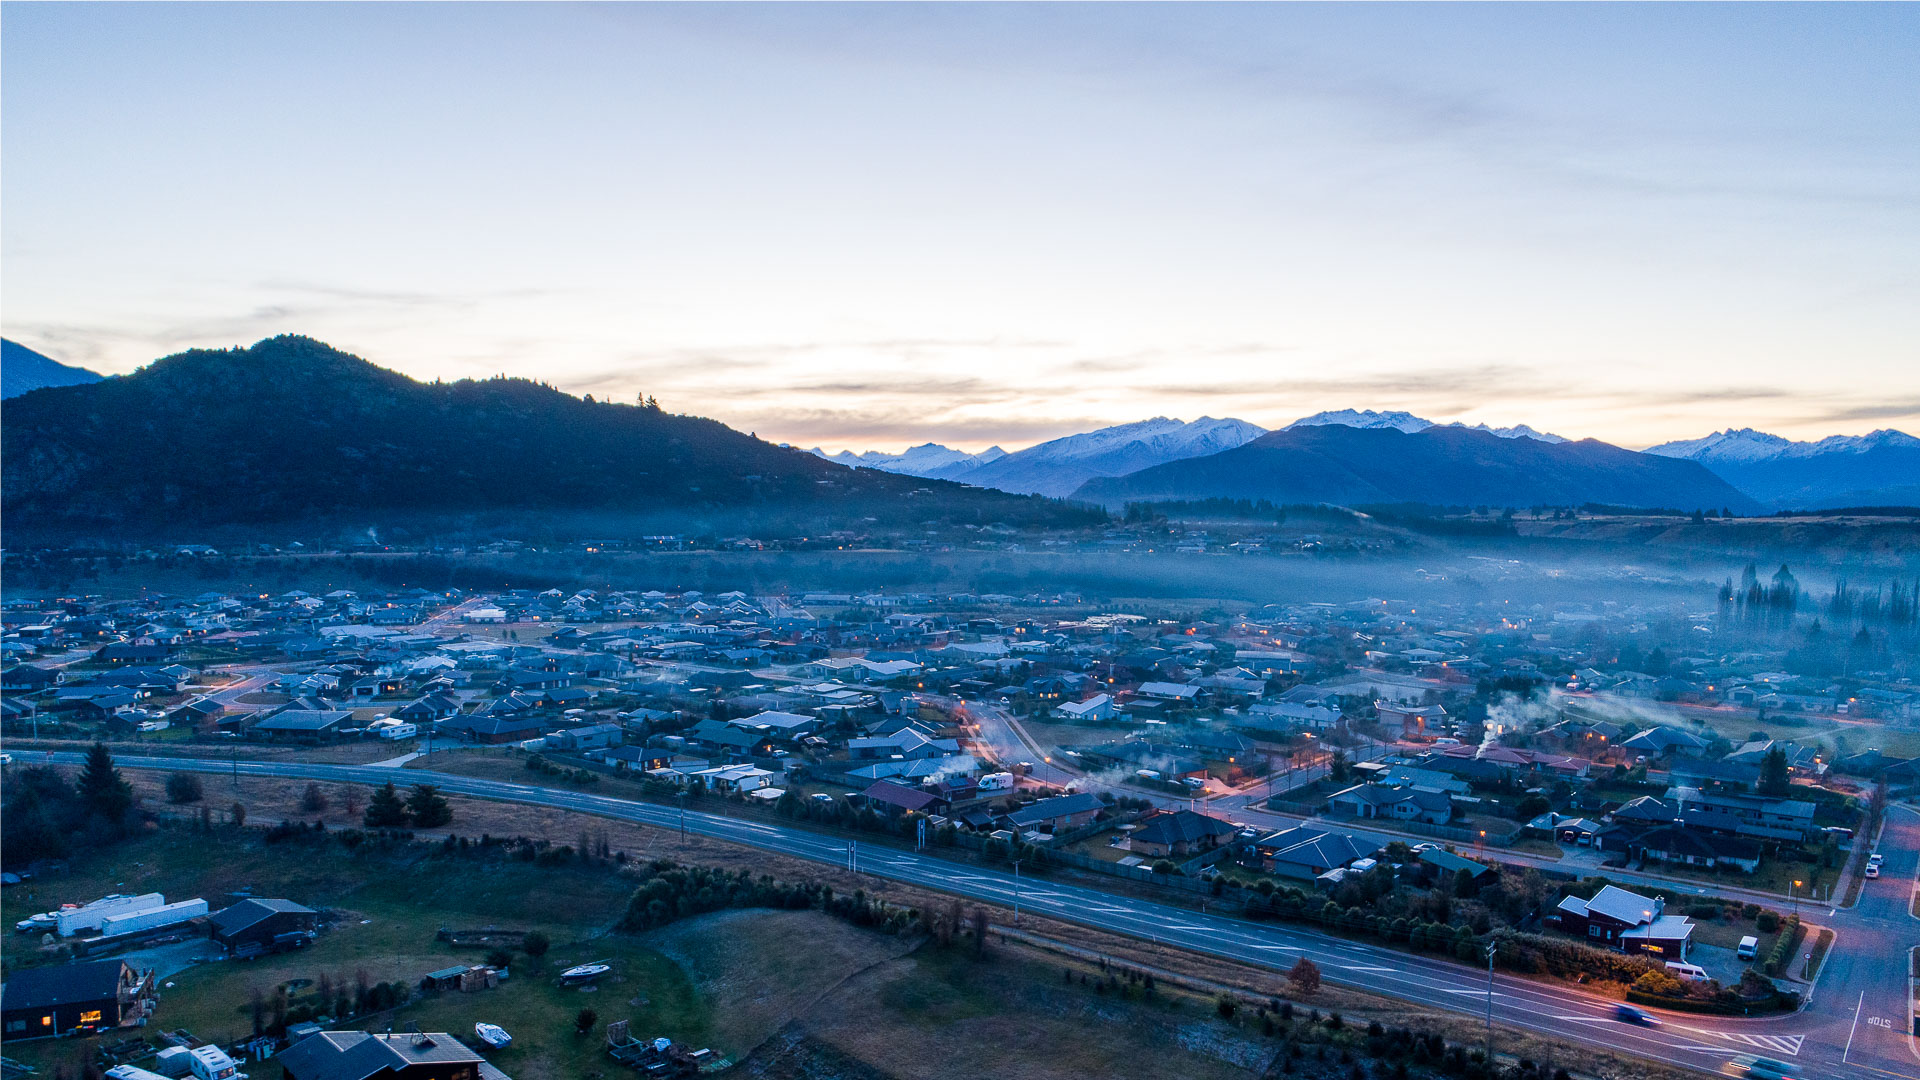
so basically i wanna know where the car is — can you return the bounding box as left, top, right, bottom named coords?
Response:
left=1732, top=1056, right=1802, bottom=1079
left=1736, top=935, right=1760, bottom=960
left=1663, top=961, right=1709, bottom=981
left=1823, top=826, right=1853, bottom=840
left=1864, top=863, right=1879, bottom=879
left=1613, top=1004, right=1659, bottom=1026
left=810, top=793, right=835, bottom=804
left=1868, top=852, right=1884, bottom=866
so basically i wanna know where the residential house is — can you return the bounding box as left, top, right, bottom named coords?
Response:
left=252, top=709, right=354, bottom=742
left=1251, top=826, right=1380, bottom=881
left=1127, top=810, right=1236, bottom=858
left=1000, top=792, right=1105, bottom=833
left=276, top=1030, right=506, bottom=1080
left=1324, top=783, right=1452, bottom=825
left=1, top=959, right=154, bottom=1039
left=1666, top=786, right=1817, bottom=842
left=1552, top=885, right=1693, bottom=959
left=1054, top=694, right=1114, bottom=722
left=855, top=779, right=947, bottom=817
left=544, top=723, right=623, bottom=752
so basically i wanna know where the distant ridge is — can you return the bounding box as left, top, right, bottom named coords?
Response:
left=807, top=442, right=1007, bottom=481
left=1074, top=424, right=1757, bottom=512
left=0, top=335, right=1092, bottom=533
left=2, top=339, right=105, bottom=398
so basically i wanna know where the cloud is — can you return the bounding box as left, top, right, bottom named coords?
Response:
left=1813, top=398, right=1920, bottom=424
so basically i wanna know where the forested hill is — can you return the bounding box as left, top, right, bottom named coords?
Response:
left=1, top=336, right=1091, bottom=533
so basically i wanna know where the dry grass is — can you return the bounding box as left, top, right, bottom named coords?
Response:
left=99, top=766, right=1704, bottom=1080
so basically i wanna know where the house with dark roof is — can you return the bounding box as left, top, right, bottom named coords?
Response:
left=1, top=959, right=154, bottom=1039
left=1631, top=825, right=1763, bottom=874
left=1000, top=792, right=1105, bottom=833
left=1128, top=810, right=1236, bottom=858
left=440, top=713, right=548, bottom=745
left=1325, top=783, right=1452, bottom=825
left=855, top=779, right=946, bottom=817
left=252, top=709, right=354, bottom=741
left=1250, top=826, right=1380, bottom=881
left=209, top=898, right=319, bottom=952
left=276, top=1030, right=509, bottom=1080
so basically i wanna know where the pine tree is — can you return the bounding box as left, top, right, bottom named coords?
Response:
left=364, top=782, right=410, bottom=828
left=77, top=742, right=134, bottom=824
left=406, top=784, right=452, bottom=828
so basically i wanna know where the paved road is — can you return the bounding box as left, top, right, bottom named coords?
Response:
left=41, top=750, right=1917, bottom=1080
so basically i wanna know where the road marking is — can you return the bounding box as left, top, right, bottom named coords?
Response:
left=1341, top=965, right=1396, bottom=972
left=1711, top=1031, right=1804, bottom=1056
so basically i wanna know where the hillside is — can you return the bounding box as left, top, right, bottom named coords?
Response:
left=0, top=336, right=1092, bottom=534
left=1073, top=424, right=1760, bottom=511
left=1646, top=428, right=1920, bottom=509
left=2, top=338, right=105, bottom=398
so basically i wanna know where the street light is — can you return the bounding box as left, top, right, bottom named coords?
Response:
left=1791, top=880, right=1802, bottom=918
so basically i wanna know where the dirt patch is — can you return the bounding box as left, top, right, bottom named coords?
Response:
left=734, top=1023, right=907, bottom=1080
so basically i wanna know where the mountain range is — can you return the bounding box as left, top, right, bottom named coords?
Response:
left=3, top=339, right=105, bottom=398
left=1646, top=428, right=1920, bottom=510
left=0, top=336, right=1088, bottom=534
left=1073, top=423, right=1758, bottom=512
left=810, top=442, right=1008, bottom=481
left=813, top=416, right=1267, bottom=497
left=1283, top=409, right=1568, bottom=444
left=5, top=337, right=1910, bottom=524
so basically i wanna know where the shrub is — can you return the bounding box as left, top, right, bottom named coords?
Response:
left=1756, top=911, right=1781, bottom=933
left=1632, top=970, right=1685, bottom=997
left=166, top=772, right=203, bottom=804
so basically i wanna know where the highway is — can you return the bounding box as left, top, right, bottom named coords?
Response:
left=33, top=750, right=1918, bottom=1080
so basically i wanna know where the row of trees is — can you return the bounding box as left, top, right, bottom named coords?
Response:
left=363, top=781, right=452, bottom=828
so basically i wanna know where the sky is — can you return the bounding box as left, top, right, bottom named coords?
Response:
left=4, top=3, right=1916, bottom=453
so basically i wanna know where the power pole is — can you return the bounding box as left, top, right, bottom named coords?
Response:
left=1484, top=942, right=1497, bottom=1069
left=1011, top=859, right=1023, bottom=926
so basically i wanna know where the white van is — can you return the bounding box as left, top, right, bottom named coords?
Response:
left=1736, top=936, right=1759, bottom=961
left=1663, top=961, right=1709, bottom=982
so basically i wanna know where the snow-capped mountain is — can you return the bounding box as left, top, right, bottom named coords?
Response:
left=1647, top=428, right=1917, bottom=462
left=818, top=417, right=1269, bottom=497
left=1286, top=409, right=1432, bottom=434
left=1285, top=410, right=1566, bottom=443
left=955, top=417, right=1269, bottom=497
left=1646, top=428, right=1920, bottom=508
left=809, top=442, right=1006, bottom=481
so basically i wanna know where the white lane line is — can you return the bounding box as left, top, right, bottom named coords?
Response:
left=1341, top=965, right=1396, bottom=973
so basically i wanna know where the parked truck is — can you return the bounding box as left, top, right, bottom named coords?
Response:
left=99, top=898, right=209, bottom=938
left=55, top=893, right=167, bottom=937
